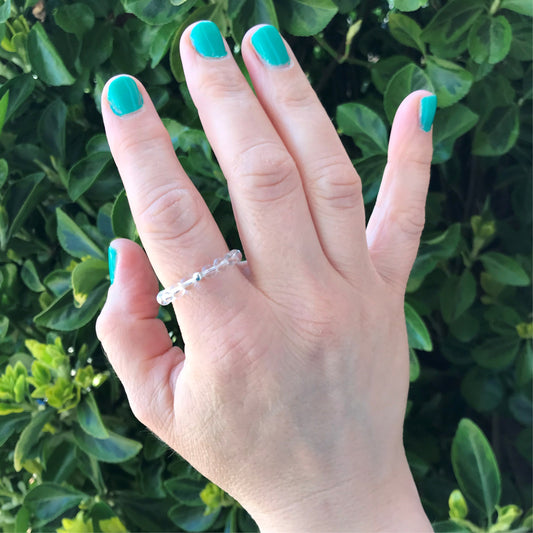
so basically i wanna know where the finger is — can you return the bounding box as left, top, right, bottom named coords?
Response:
left=366, top=91, right=436, bottom=292
left=241, top=25, right=371, bottom=283
left=180, top=22, right=324, bottom=284
left=96, top=239, right=182, bottom=444
left=101, top=75, right=250, bottom=322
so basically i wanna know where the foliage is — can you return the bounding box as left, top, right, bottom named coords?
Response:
left=0, top=0, right=531, bottom=531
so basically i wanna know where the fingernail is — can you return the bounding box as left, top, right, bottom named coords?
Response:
left=107, top=76, right=143, bottom=117
left=108, top=246, right=117, bottom=285
left=190, top=21, right=227, bottom=59
left=251, top=25, right=290, bottom=67
left=419, top=94, right=437, bottom=132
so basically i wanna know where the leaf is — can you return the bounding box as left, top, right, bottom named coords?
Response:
left=122, top=0, right=193, bottom=25
left=21, top=260, right=45, bottom=292
left=168, top=503, right=220, bottom=532
left=38, top=99, right=67, bottom=162
left=34, top=285, right=108, bottom=331
left=111, top=190, right=138, bottom=240
left=14, top=409, right=54, bottom=471
left=27, top=23, right=76, bottom=86
left=0, top=91, right=8, bottom=135
left=54, top=3, right=95, bottom=39
left=409, top=348, right=420, bottom=382
left=468, top=15, right=513, bottom=65
left=73, top=424, right=142, bottom=463
left=0, top=412, right=31, bottom=447
left=0, top=159, right=7, bottom=189
left=165, top=478, right=206, bottom=504
left=384, top=63, right=434, bottom=123
left=425, top=56, right=473, bottom=108
left=479, top=252, right=530, bottom=286
left=232, top=0, right=279, bottom=42
left=336, top=103, right=388, bottom=157
left=0, top=0, right=10, bottom=23
left=461, top=367, right=504, bottom=412
left=451, top=418, right=501, bottom=520
left=56, top=209, right=105, bottom=260
left=371, top=55, right=412, bottom=94
left=388, top=12, right=425, bottom=52
left=439, top=270, right=476, bottom=324
left=405, top=302, right=433, bottom=351
left=76, top=394, right=109, bottom=439
left=392, top=0, right=428, bottom=11
left=472, top=336, right=521, bottom=369
left=277, top=0, right=338, bottom=36
left=72, top=258, right=108, bottom=307
left=24, top=483, right=86, bottom=525
left=432, top=104, right=479, bottom=163
left=420, top=0, right=486, bottom=47
left=500, top=0, right=533, bottom=16
left=0, top=74, right=36, bottom=124
left=508, top=393, right=533, bottom=426
left=68, top=151, right=112, bottom=201
left=472, top=105, right=520, bottom=156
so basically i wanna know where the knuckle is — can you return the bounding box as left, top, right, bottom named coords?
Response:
left=389, top=203, right=426, bottom=239
left=136, top=185, right=204, bottom=244
left=231, top=142, right=299, bottom=203
left=309, top=156, right=363, bottom=210
left=276, top=79, right=317, bottom=110
left=196, top=68, right=247, bottom=101
left=114, top=122, right=172, bottom=159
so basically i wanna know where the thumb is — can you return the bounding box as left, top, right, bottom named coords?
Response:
left=366, top=91, right=436, bottom=292
left=96, top=238, right=183, bottom=443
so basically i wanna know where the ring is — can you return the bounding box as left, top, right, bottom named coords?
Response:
left=156, top=249, right=243, bottom=306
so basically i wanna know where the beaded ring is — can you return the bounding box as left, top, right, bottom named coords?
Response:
left=156, top=250, right=243, bottom=306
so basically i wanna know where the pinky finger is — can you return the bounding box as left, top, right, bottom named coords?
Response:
left=96, top=238, right=183, bottom=444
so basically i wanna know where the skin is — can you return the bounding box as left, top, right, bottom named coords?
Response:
left=96, top=23, right=434, bottom=532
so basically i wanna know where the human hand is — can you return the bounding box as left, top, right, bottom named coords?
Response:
left=96, top=22, right=436, bottom=532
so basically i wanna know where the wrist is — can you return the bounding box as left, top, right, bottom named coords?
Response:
left=248, top=450, right=432, bottom=533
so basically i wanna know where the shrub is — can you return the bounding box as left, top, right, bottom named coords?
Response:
left=0, top=0, right=531, bottom=531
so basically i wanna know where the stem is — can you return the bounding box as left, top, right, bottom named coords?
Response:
left=313, top=34, right=370, bottom=68
left=489, top=0, right=501, bottom=15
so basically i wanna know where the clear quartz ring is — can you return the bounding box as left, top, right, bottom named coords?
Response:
left=156, top=250, right=243, bottom=306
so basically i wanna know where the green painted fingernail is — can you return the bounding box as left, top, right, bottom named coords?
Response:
left=251, top=25, right=290, bottom=67
left=108, top=246, right=117, bottom=285
left=420, top=94, right=437, bottom=132
left=107, top=76, right=143, bottom=116
left=190, top=21, right=227, bottom=58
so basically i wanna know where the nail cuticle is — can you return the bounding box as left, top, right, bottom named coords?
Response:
left=190, top=21, right=227, bottom=59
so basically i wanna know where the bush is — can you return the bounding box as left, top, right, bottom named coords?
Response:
left=0, top=0, right=531, bottom=531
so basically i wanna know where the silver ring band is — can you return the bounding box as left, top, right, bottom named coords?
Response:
left=156, top=250, right=243, bottom=306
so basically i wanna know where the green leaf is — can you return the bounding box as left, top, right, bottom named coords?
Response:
left=56, top=209, right=105, bottom=260
left=27, top=23, right=76, bottom=86
left=165, top=477, right=206, bottom=504
left=0, top=0, right=11, bottom=23
left=24, top=483, right=86, bottom=525
left=409, top=348, right=420, bottom=382
left=72, top=258, right=109, bottom=307
left=336, top=103, right=388, bottom=157
left=0, top=412, right=31, bottom=447
left=384, top=63, right=434, bottom=123
left=472, top=336, right=521, bottom=369
left=432, top=520, right=471, bottom=532
left=0, top=91, right=8, bottom=136
left=472, top=105, right=520, bottom=156
left=479, top=252, right=530, bottom=286
left=439, top=270, right=476, bottom=324
left=468, top=15, right=513, bottom=65
left=73, top=424, right=142, bottom=463
left=420, top=0, right=486, bottom=47
left=21, top=259, right=45, bottom=292
left=14, top=409, right=54, bottom=471
left=38, top=99, right=67, bottom=162
left=0, top=74, right=35, bottom=124
left=54, top=3, right=95, bottom=39
left=0, top=158, right=7, bottom=189
left=68, top=152, right=112, bottom=201
left=405, top=302, right=433, bottom=351
left=392, top=0, right=427, bottom=11
left=500, top=0, right=533, bottom=16
left=168, top=503, right=220, bottom=532
left=432, top=104, right=479, bottom=163
left=425, top=57, right=473, bottom=108
left=371, top=55, right=412, bottom=94
left=461, top=367, right=504, bottom=412
left=388, top=12, right=425, bottom=52
left=451, top=418, right=501, bottom=520
left=34, top=285, right=108, bottom=331
left=232, top=0, right=279, bottom=42
left=122, top=0, right=193, bottom=25
left=277, top=0, right=338, bottom=36
left=111, top=190, right=138, bottom=240
left=76, top=393, right=109, bottom=439
left=508, top=393, right=533, bottom=425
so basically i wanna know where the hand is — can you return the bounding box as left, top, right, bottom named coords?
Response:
left=96, top=22, right=436, bottom=532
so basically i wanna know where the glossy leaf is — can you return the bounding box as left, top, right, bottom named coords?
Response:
left=461, top=368, right=504, bottom=412
left=277, top=0, right=338, bottom=36
left=451, top=418, right=501, bottom=520
left=122, top=0, right=193, bottom=25
left=500, top=0, right=533, bottom=16
left=24, top=483, right=86, bottom=525
left=468, top=15, right=512, bottom=65
left=479, top=252, right=530, bottom=286
left=392, top=0, right=427, bottom=11
left=336, top=103, right=388, bottom=156
left=76, top=393, right=109, bottom=439
left=72, top=258, right=108, bottom=307
left=405, top=302, right=433, bottom=351
left=388, top=12, right=425, bottom=52
left=425, top=56, right=473, bottom=108
left=38, top=99, right=67, bottom=162
left=56, top=209, right=105, bottom=260
left=168, top=503, right=220, bottom=532
left=0, top=75, right=35, bottom=124
left=73, top=425, right=142, bottom=463
left=14, top=409, right=54, bottom=471
left=439, top=270, right=476, bottom=324
left=54, top=3, right=95, bottom=38
left=472, top=336, right=521, bottom=370
left=68, top=151, right=112, bottom=201
left=27, top=23, right=75, bottom=86
left=111, top=189, right=138, bottom=240
left=0, top=0, right=10, bottom=23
